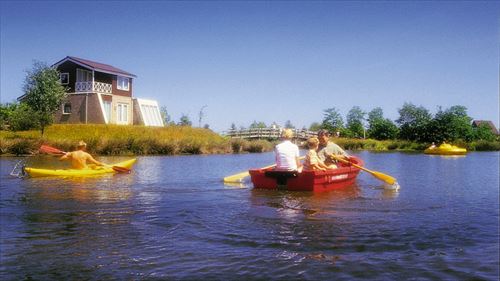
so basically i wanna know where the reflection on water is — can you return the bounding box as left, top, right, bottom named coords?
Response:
left=0, top=152, right=498, bottom=280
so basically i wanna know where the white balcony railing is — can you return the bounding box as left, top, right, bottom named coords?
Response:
left=75, top=81, right=112, bottom=94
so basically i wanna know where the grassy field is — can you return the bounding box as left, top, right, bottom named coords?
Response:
left=1, top=124, right=498, bottom=156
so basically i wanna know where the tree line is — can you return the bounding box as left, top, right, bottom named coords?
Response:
left=231, top=105, right=498, bottom=144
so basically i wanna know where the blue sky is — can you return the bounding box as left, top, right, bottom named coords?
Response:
left=1, top=1, right=499, bottom=132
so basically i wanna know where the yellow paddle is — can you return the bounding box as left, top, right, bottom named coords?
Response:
left=223, top=156, right=305, bottom=183
left=223, top=163, right=277, bottom=183
left=330, top=154, right=397, bottom=185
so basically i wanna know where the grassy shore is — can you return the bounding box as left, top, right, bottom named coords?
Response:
left=1, top=124, right=498, bottom=156
left=0, top=124, right=231, bottom=155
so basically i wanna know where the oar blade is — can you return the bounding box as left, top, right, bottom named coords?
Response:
left=112, top=166, right=131, bottom=173
left=40, top=145, right=65, bottom=155
left=371, top=171, right=397, bottom=185
left=223, top=171, right=250, bottom=183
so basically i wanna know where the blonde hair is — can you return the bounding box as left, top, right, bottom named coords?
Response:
left=282, top=128, right=294, bottom=139
left=307, top=137, right=319, bottom=149
left=77, top=140, right=87, bottom=149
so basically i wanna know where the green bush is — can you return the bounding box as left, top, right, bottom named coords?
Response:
left=8, top=104, right=40, bottom=131
left=471, top=140, right=500, bottom=151
left=244, top=140, right=273, bottom=153
left=231, top=139, right=245, bottom=153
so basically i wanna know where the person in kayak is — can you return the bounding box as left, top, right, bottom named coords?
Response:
left=317, top=129, right=349, bottom=168
left=303, top=137, right=330, bottom=171
left=59, top=141, right=105, bottom=169
left=275, top=129, right=302, bottom=171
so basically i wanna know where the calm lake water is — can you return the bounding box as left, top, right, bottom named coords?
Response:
left=0, top=151, right=498, bottom=280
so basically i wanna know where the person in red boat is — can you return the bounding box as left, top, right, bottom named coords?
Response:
left=59, top=141, right=105, bottom=169
left=317, top=129, right=349, bottom=168
left=303, top=137, right=330, bottom=171
left=275, top=129, right=302, bottom=171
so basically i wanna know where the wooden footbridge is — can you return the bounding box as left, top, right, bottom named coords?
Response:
left=223, top=128, right=317, bottom=141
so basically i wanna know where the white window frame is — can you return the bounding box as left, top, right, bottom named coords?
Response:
left=117, top=76, right=130, bottom=91
left=62, top=103, right=71, bottom=114
left=117, top=103, right=129, bottom=124
left=60, top=73, right=69, bottom=85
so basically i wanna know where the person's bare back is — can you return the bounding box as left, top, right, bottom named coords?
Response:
left=60, top=141, right=104, bottom=169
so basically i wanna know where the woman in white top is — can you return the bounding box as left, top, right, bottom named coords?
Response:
left=274, top=129, right=302, bottom=171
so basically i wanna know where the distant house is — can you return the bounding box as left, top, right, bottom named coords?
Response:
left=20, top=56, right=163, bottom=126
left=472, top=120, right=499, bottom=135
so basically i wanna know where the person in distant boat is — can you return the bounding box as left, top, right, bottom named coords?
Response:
left=275, top=129, right=302, bottom=171
left=60, top=141, right=105, bottom=169
left=317, top=129, right=348, bottom=168
left=303, top=137, right=330, bottom=171
left=430, top=142, right=436, bottom=148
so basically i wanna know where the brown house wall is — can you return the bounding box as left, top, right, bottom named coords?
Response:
left=53, top=93, right=105, bottom=124
left=112, top=76, right=133, bottom=97
left=57, top=61, right=78, bottom=92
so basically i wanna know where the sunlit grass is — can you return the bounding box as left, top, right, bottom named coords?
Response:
left=1, top=125, right=498, bottom=155
left=0, top=124, right=232, bottom=155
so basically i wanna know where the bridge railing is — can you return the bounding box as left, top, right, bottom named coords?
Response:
left=223, top=128, right=317, bottom=140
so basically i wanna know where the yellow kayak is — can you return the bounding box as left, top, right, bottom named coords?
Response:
left=24, top=159, right=137, bottom=177
left=424, top=144, right=467, bottom=155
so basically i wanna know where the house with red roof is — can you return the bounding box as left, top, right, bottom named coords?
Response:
left=26, top=56, right=163, bottom=126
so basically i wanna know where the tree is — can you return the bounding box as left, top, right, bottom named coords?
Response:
left=0, top=103, right=15, bottom=130
left=0, top=102, right=40, bottom=131
left=160, top=106, right=173, bottom=126
left=346, top=106, right=365, bottom=138
left=284, top=120, right=295, bottom=129
left=432, top=105, right=473, bottom=142
left=230, top=123, right=237, bottom=131
left=198, top=105, right=207, bottom=128
left=367, top=107, right=384, bottom=126
left=321, top=107, right=344, bottom=134
left=309, top=122, right=322, bottom=131
left=249, top=121, right=267, bottom=129
left=473, top=123, right=496, bottom=141
left=178, top=114, right=192, bottom=126
left=22, top=61, right=66, bottom=135
left=396, top=103, right=432, bottom=142
left=368, top=118, right=399, bottom=140
left=366, top=107, right=399, bottom=140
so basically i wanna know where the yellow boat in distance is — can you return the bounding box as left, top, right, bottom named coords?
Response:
left=424, top=143, right=467, bottom=155
left=24, top=159, right=137, bottom=177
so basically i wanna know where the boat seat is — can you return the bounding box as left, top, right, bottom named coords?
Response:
left=264, top=170, right=298, bottom=189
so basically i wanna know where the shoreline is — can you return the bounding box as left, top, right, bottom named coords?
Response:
left=1, top=124, right=499, bottom=156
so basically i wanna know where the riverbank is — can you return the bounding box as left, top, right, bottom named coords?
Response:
left=1, top=124, right=498, bottom=156
left=0, top=124, right=230, bottom=156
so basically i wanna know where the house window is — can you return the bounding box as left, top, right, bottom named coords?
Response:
left=76, top=69, right=92, bottom=82
left=60, top=73, right=69, bottom=85
left=117, top=103, right=129, bottom=123
left=63, top=103, right=71, bottom=114
left=103, top=101, right=112, bottom=123
left=117, top=76, right=129, bottom=91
